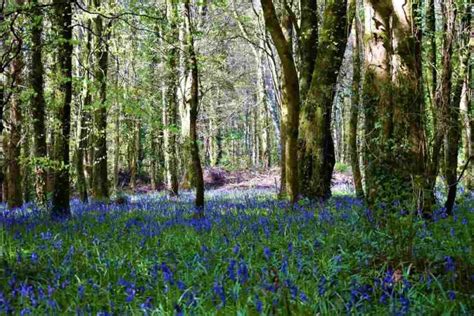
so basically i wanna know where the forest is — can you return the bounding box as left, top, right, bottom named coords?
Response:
left=0, top=0, right=473, bottom=314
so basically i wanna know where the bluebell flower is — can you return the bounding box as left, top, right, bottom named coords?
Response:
left=233, top=244, right=240, bottom=254
left=213, top=280, right=226, bottom=306
left=448, top=290, right=456, bottom=301
left=255, top=294, right=263, bottom=313
left=140, top=297, right=153, bottom=309
left=238, top=260, right=249, bottom=284
left=399, top=295, right=410, bottom=314
left=318, top=276, right=326, bottom=296
left=30, top=252, right=39, bottom=264
left=20, top=308, right=31, bottom=316
left=227, top=259, right=237, bottom=281
left=161, top=262, right=174, bottom=285
left=444, top=256, right=455, bottom=273
left=263, top=247, right=271, bottom=260
left=177, top=280, right=186, bottom=291
left=125, top=286, right=136, bottom=303
left=78, top=285, right=85, bottom=300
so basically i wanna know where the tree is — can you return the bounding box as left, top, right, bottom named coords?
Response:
left=91, top=0, right=109, bottom=201
left=6, top=0, right=24, bottom=209
left=362, top=0, right=426, bottom=210
left=51, top=0, right=73, bottom=217
left=298, top=0, right=349, bottom=200
left=261, top=0, right=300, bottom=203
left=183, top=0, right=205, bottom=214
left=349, top=11, right=364, bottom=199
left=162, top=0, right=179, bottom=196
left=30, top=0, right=48, bottom=207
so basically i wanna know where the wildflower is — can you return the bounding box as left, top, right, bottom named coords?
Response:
left=263, top=247, right=271, bottom=260
left=227, top=259, right=237, bottom=281
left=30, top=252, right=39, bottom=264
left=78, top=285, right=85, bottom=300
left=318, top=276, right=326, bottom=296
left=399, top=295, right=410, bottom=314
left=238, top=260, right=249, bottom=284
left=177, top=280, right=186, bottom=291
left=448, top=290, right=456, bottom=301
left=233, top=244, right=240, bottom=254
left=140, top=297, right=153, bottom=309
left=125, top=286, right=136, bottom=303
left=212, top=280, right=226, bottom=306
left=161, top=262, right=174, bottom=285
left=255, top=294, right=263, bottom=313
left=444, top=256, right=455, bottom=273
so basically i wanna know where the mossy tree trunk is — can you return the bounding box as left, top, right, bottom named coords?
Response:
left=163, top=0, right=180, bottom=196
left=7, top=44, right=23, bottom=209
left=349, top=15, right=364, bottom=199
left=298, top=0, right=349, bottom=200
left=51, top=0, right=73, bottom=218
left=184, top=0, right=205, bottom=214
left=362, top=0, right=427, bottom=210
left=30, top=0, right=48, bottom=207
left=261, top=0, right=300, bottom=203
left=92, top=0, right=109, bottom=201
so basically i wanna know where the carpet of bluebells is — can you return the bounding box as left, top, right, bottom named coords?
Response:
left=0, top=186, right=473, bottom=315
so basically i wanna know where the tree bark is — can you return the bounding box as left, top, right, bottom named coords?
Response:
left=298, top=0, right=348, bottom=200
left=163, top=0, right=180, bottom=196
left=92, top=0, right=109, bottom=201
left=51, top=0, right=73, bottom=217
left=7, top=51, right=23, bottom=209
left=30, top=0, right=48, bottom=207
left=184, top=0, right=205, bottom=214
left=349, top=16, right=364, bottom=198
left=261, top=0, right=300, bottom=203
left=362, top=0, right=426, bottom=210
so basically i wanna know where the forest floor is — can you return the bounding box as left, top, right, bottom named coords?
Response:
left=0, top=175, right=473, bottom=314
left=203, top=167, right=353, bottom=192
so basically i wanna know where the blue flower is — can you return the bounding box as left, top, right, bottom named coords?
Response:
left=448, top=290, right=456, bottom=301
left=213, top=280, right=226, bottom=306
left=444, top=256, right=455, bottom=273
left=263, top=247, right=271, bottom=260
left=255, top=294, right=263, bottom=313
left=227, top=259, right=237, bottom=281
left=30, top=252, right=39, bottom=264
left=238, top=260, right=249, bottom=284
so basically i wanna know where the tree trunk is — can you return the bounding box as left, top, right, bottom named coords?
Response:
left=298, top=0, right=348, bottom=200
left=349, top=16, right=364, bottom=198
left=51, top=0, right=73, bottom=218
left=30, top=0, right=48, bottom=207
left=444, top=3, right=470, bottom=213
left=184, top=0, right=205, bottom=214
left=163, top=0, right=179, bottom=196
left=362, top=0, right=426, bottom=210
left=7, top=0, right=24, bottom=209
left=261, top=0, right=300, bottom=203
left=92, top=0, right=109, bottom=201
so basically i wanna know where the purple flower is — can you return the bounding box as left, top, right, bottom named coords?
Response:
left=448, top=290, right=456, bottom=301
left=228, top=259, right=237, bottom=281
left=233, top=244, right=240, bottom=254
left=444, top=256, right=455, bottom=273
left=125, top=286, right=136, bottom=303
left=238, top=261, right=249, bottom=284
left=263, top=247, right=271, bottom=260
left=255, top=294, right=263, bottom=313
left=161, top=262, right=174, bottom=284
left=213, top=280, right=226, bottom=306
left=30, top=252, right=39, bottom=264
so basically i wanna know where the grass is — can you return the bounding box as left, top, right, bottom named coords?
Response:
left=0, top=188, right=473, bottom=315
